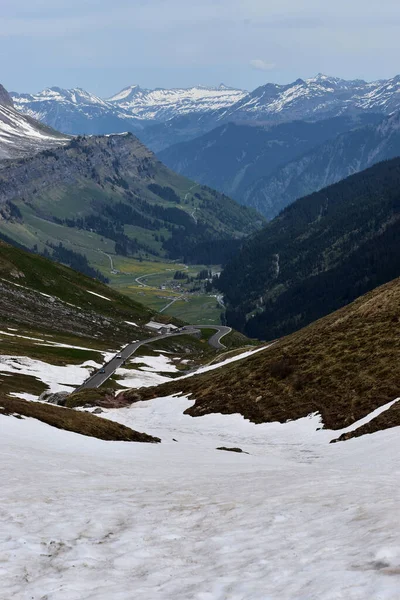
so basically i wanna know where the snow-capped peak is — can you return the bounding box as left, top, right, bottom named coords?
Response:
left=102, top=84, right=247, bottom=120
left=0, top=84, right=14, bottom=108
left=106, top=85, right=144, bottom=103
left=221, top=74, right=400, bottom=123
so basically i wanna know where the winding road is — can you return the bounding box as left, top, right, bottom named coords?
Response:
left=75, top=325, right=231, bottom=391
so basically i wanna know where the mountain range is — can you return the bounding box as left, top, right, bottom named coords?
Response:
left=219, top=74, right=400, bottom=123
left=12, top=84, right=245, bottom=144
left=13, top=74, right=400, bottom=151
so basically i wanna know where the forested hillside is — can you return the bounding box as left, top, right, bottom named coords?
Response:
left=218, top=157, right=400, bottom=339
left=245, top=110, right=400, bottom=216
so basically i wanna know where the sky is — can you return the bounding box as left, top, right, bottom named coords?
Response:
left=3, top=0, right=400, bottom=96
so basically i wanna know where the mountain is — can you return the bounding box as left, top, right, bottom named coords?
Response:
left=220, top=73, right=400, bottom=124
left=0, top=133, right=263, bottom=267
left=11, top=84, right=245, bottom=139
left=13, top=74, right=400, bottom=152
left=0, top=84, right=69, bottom=160
left=244, top=110, right=400, bottom=217
left=106, top=84, right=246, bottom=121
left=128, top=276, right=400, bottom=439
left=140, top=73, right=400, bottom=151
left=12, top=86, right=145, bottom=137
left=158, top=114, right=383, bottom=217
left=217, top=157, right=400, bottom=340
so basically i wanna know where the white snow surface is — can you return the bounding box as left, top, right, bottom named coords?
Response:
left=0, top=101, right=68, bottom=160
left=1, top=392, right=400, bottom=600
left=12, top=84, right=246, bottom=127
left=114, top=353, right=179, bottom=388
left=86, top=290, right=112, bottom=301
left=106, top=84, right=247, bottom=120
left=0, top=355, right=102, bottom=392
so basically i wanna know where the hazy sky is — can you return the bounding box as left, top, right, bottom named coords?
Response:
left=3, top=0, right=400, bottom=96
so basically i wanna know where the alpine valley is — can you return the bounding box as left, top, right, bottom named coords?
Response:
left=2, top=63, right=400, bottom=600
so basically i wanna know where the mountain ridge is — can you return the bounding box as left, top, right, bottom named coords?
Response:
left=13, top=74, right=400, bottom=150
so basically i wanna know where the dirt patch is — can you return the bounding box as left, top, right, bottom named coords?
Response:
left=216, top=447, right=249, bottom=454
left=65, top=388, right=132, bottom=409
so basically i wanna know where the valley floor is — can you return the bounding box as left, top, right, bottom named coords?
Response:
left=1, top=391, right=400, bottom=599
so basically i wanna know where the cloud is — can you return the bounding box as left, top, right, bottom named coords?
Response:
left=249, top=59, right=276, bottom=71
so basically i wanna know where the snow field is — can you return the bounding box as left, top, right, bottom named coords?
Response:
left=2, top=336, right=399, bottom=599
left=0, top=355, right=103, bottom=393
left=0, top=344, right=265, bottom=398
left=1, top=396, right=400, bottom=600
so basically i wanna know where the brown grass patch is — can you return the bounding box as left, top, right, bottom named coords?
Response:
left=0, top=396, right=160, bottom=443
left=332, top=400, right=400, bottom=442
left=119, top=278, right=400, bottom=433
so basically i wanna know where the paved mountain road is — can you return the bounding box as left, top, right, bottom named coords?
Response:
left=75, top=325, right=231, bottom=391
left=195, top=325, right=231, bottom=350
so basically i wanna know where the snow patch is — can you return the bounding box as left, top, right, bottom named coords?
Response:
left=86, top=290, right=112, bottom=301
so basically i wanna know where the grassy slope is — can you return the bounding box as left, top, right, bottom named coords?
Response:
left=121, top=277, right=400, bottom=434
left=333, top=400, right=400, bottom=442
left=0, top=239, right=159, bottom=342
left=0, top=397, right=159, bottom=443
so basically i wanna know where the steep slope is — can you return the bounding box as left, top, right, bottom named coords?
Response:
left=158, top=114, right=382, bottom=216
left=0, top=133, right=263, bottom=266
left=217, top=158, right=400, bottom=339
left=0, top=239, right=168, bottom=442
left=0, top=84, right=69, bottom=160
left=0, top=239, right=155, bottom=343
left=245, top=110, right=400, bottom=216
left=124, top=277, right=400, bottom=437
